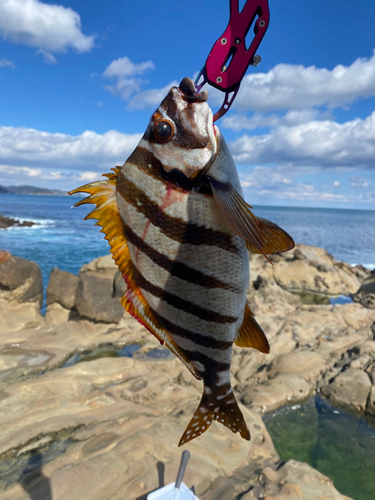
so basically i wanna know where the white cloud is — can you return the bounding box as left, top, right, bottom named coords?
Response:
left=224, top=50, right=375, bottom=113
left=0, top=164, right=107, bottom=190
left=239, top=168, right=350, bottom=203
left=0, top=164, right=42, bottom=178
left=0, top=126, right=142, bottom=170
left=0, top=58, right=15, bottom=68
left=128, top=80, right=179, bottom=110
left=222, top=109, right=322, bottom=131
left=229, top=111, right=375, bottom=169
left=350, top=176, right=371, bottom=188
left=103, top=57, right=154, bottom=78
left=0, top=0, right=94, bottom=58
left=103, top=56, right=154, bottom=100
left=333, top=181, right=340, bottom=187
left=37, top=49, right=57, bottom=64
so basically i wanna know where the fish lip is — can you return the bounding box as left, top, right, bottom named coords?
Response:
left=178, top=77, right=196, bottom=101
left=178, top=77, right=209, bottom=103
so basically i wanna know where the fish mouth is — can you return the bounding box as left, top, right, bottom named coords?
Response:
left=178, top=77, right=208, bottom=103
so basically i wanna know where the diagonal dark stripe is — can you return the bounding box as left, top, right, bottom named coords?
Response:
left=135, top=269, right=237, bottom=325
left=122, top=222, right=234, bottom=291
left=148, top=305, right=233, bottom=350
left=117, top=175, right=239, bottom=252
left=151, top=307, right=232, bottom=373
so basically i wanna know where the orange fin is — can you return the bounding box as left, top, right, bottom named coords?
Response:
left=208, top=177, right=271, bottom=261
left=69, top=168, right=131, bottom=274
left=246, top=217, right=295, bottom=255
left=179, top=387, right=250, bottom=446
left=235, top=301, right=270, bottom=353
left=69, top=172, right=201, bottom=380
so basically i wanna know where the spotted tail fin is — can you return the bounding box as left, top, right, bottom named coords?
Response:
left=178, top=387, right=250, bottom=446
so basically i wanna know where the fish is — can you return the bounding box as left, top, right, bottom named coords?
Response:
left=69, top=77, right=294, bottom=446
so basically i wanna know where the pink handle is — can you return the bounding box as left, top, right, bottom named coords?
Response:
left=205, top=0, right=270, bottom=91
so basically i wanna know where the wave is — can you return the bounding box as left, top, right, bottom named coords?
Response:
left=7, top=218, right=56, bottom=229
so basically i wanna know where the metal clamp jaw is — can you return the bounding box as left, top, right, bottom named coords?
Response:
left=195, top=0, right=270, bottom=122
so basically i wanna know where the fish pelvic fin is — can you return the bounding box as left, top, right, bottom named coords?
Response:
left=178, top=387, right=250, bottom=446
left=69, top=171, right=201, bottom=381
left=235, top=301, right=270, bottom=353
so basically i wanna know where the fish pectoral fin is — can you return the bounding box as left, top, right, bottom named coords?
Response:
left=246, top=217, right=295, bottom=255
left=178, top=388, right=250, bottom=446
left=235, top=301, right=270, bottom=353
left=208, top=177, right=269, bottom=258
left=208, top=178, right=294, bottom=261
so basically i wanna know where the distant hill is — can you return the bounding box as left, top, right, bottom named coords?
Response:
left=0, top=184, right=67, bottom=196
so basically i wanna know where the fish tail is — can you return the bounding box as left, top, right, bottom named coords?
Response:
left=178, top=386, right=250, bottom=446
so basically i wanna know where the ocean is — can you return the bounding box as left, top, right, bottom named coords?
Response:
left=1, top=193, right=375, bottom=294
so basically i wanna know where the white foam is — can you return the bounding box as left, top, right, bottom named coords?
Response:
left=7, top=218, right=55, bottom=229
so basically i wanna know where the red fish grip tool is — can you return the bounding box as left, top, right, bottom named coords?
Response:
left=195, top=0, right=270, bottom=122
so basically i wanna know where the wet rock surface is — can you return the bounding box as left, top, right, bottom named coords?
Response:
left=1, top=244, right=371, bottom=499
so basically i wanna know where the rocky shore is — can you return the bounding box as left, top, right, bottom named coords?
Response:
left=0, top=245, right=374, bottom=499
left=0, top=215, right=37, bottom=230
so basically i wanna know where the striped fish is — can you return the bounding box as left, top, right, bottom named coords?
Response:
left=70, top=77, right=294, bottom=446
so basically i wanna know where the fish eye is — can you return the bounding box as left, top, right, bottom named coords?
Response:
left=153, top=119, right=174, bottom=143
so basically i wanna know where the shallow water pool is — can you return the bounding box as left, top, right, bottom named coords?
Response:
left=264, top=396, right=375, bottom=500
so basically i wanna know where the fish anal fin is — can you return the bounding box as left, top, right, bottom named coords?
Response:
left=69, top=171, right=200, bottom=381
left=246, top=217, right=295, bottom=255
left=235, top=302, right=270, bottom=353
left=179, top=388, right=250, bottom=446
left=120, top=278, right=201, bottom=381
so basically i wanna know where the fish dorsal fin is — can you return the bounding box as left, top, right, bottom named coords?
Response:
left=235, top=301, right=270, bottom=353
left=69, top=172, right=201, bottom=380
left=246, top=216, right=295, bottom=255
left=70, top=168, right=130, bottom=275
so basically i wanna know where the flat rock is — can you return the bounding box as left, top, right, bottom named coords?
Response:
left=248, top=460, right=352, bottom=500
left=268, top=350, right=327, bottom=384
left=0, top=298, right=44, bottom=332
left=321, top=368, right=372, bottom=412
left=44, top=302, right=78, bottom=325
left=0, top=357, right=278, bottom=500
left=249, top=244, right=364, bottom=297
left=240, top=374, right=312, bottom=412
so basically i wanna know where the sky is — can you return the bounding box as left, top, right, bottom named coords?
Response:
left=1, top=0, right=375, bottom=209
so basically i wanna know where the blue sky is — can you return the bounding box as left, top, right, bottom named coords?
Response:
left=1, top=0, right=375, bottom=209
